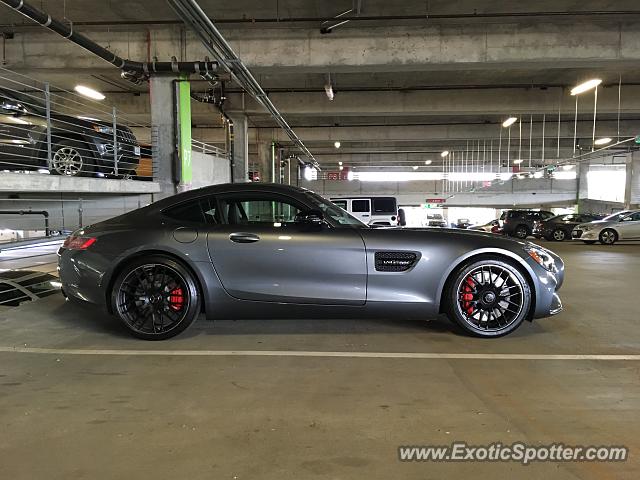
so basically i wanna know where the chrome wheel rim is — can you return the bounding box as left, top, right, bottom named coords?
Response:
left=52, top=147, right=83, bottom=176
left=456, top=264, right=525, bottom=332
left=515, top=228, right=527, bottom=239
left=553, top=230, right=565, bottom=241
left=601, top=231, right=615, bottom=244
left=116, top=264, right=190, bottom=335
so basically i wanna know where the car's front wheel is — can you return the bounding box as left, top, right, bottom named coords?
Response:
left=50, top=139, right=93, bottom=176
left=599, top=229, right=618, bottom=245
left=445, top=258, right=532, bottom=337
left=111, top=256, right=201, bottom=340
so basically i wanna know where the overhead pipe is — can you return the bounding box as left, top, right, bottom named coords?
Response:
left=168, top=0, right=319, bottom=169
left=1, top=0, right=219, bottom=80
left=3, top=10, right=639, bottom=28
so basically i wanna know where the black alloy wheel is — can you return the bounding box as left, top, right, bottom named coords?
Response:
left=446, top=258, right=531, bottom=337
left=111, top=256, right=201, bottom=340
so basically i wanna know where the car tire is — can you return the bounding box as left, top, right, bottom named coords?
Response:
left=513, top=225, right=530, bottom=239
left=582, top=240, right=597, bottom=245
left=444, top=257, right=532, bottom=338
left=50, top=139, right=94, bottom=177
left=552, top=229, right=566, bottom=241
left=599, top=229, right=618, bottom=245
left=110, top=255, right=201, bottom=340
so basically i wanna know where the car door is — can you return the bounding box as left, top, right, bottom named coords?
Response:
left=350, top=199, right=371, bottom=224
left=205, top=191, right=367, bottom=305
left=617, top=212, right=640, bottom=239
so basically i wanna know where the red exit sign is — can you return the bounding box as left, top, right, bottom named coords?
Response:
left=425, top=198, right=446, bottom=204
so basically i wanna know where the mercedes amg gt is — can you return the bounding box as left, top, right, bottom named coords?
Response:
left=58, top=183, right=564, bottom=340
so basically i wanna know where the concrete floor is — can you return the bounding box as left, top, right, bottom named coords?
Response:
left=0, top=241, right=639, bottom=479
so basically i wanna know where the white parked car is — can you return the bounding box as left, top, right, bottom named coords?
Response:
left=572, top=210, right=640, bottom=245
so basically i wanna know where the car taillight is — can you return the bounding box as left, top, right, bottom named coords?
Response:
left=62, top=236, right=97, bottom=250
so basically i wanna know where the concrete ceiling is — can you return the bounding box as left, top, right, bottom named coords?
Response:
left=2, top=0, right=640, bottom=165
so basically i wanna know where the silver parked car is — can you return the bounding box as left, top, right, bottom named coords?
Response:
left=572, top=210, right=640, bottom=245
left=58, top=184, right=564, bottom=340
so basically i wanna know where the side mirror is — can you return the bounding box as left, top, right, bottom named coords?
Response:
left=295, top=209, right=325, bottom=225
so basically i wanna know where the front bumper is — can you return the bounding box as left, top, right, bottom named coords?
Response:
left=572, top=228, right=598, bottom=240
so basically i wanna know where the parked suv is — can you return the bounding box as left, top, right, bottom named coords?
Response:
left=500, top=209, right=554, bottom=239
left=0, top=88, right=140, bottom=177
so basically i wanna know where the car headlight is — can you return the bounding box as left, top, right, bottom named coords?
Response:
left=524, top=245, right=557, bottom=272
left=93, top=125, right=114, bottom=135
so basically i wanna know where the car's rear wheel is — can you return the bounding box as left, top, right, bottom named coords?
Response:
left=445, top=258, right=531, bottom=337
left=599, top=229, right=618, bottom=245
left=111, top=256, right=201, bottom=340
left=552, top=229, right=566, bottom=241
left=513, top=225, right=529, bottom=239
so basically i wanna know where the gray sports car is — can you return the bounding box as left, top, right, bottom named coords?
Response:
left=58, top=183, right=564, bottom=340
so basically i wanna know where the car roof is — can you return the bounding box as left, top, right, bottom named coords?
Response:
left=148, top=182, right=314, bottom=210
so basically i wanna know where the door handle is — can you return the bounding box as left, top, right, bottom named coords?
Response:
left=229, top=232, right=260, bottom=243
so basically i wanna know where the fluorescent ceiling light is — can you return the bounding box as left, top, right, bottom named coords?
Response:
left=412, top=166, right=419, bottom=170
left=334, top=141, right=341, bottom=149
left=74, top=85, right=105, bottom=100
left=594, top=137, right=612, bottom=145
left=355, top=171, right=444, bottom=182
left=338, top=161, right=343, bottom=166
left=448, top=172, right=496, bottom=182
left=440, top=151, right=449, bottom=157
left=303, top=166, right=316, bottom=181
left=424, top=160, right=432, bottom=165
left=513, top=159, right=524, bottom=164
left=502, top=117, right=517, bottom=128
left=571, top=79, right=602, bottom=95
left=339, top=165, right=344, bottom=171
left=324, top=83, right=334, bottom=101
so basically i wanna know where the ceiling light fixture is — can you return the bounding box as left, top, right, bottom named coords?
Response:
left=334, top=141, right=341, bottom=149
left=571, top=79, right=602, bottom=96
left=502, top=117, right=517, bottom=128
left=338, top=161, right=343, bottom=166
left=513, top=159, right=524, bottom=164
left=412, top=166, right=419, bottom=170
left=424, top=160, right=432, bottom=165
left=440, top=151, right=449, bottom=157
left=594, top=137, right=612, bottom=145
left=74, top=85, right=105, bottom=100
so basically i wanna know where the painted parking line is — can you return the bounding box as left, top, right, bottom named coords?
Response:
left=0, top=346, right=639, bottom=361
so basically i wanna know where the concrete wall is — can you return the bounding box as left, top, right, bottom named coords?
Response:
left=190, top=151, right=231, bottom=189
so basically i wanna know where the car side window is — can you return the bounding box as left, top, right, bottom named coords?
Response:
left=218, top=194, right=303, bottom=226
left=624, top=212, right=640, bottom=222
left=332, top=200, right=348, bottom=210
left=352, top=200, right=370, bottom=213
left=163, top=197, right=220, bottom=225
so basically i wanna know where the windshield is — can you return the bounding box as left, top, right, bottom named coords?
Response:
left=304, top=192, right=368, bottom=228
left=602, top=211, right=628, bottom=222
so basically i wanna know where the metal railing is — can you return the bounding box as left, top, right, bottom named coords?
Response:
left=0, top=66, right=154, bottom=180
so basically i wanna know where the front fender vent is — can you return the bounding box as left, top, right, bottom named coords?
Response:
left=375, top=251, right=418, bottom=272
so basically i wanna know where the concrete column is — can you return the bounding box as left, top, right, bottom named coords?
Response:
left=576, top=162, right=589, bottom=212
left=256, top=141, right=273, bottom=183
left=625, top=151, right=640, bottom=209
left=149, top=75, right=178, bottom=197
left=228, top=114, right=248, bottom=182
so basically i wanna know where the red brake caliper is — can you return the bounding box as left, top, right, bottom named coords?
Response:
left=461, top=277, right=476, bottom=316
left=169, top=287, right=184, bottom=311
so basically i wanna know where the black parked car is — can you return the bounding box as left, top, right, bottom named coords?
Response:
left=534, top=213, right=605, bottom=241
left=500, top=209, right=555, bottom=239
left=0, top=88, right=140, bottom=177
